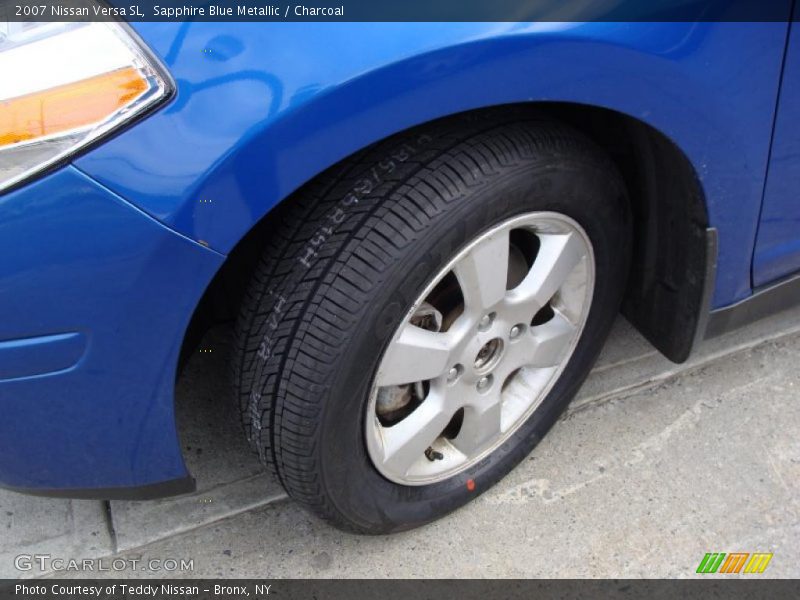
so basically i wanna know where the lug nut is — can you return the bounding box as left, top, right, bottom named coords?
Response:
left=478, top=312, right=495, bottom=331
left=477, top=375, right=492, bottom=392
left=510, top=324, right=524, bottom=339
left=447, top=364, right=462, bottom=383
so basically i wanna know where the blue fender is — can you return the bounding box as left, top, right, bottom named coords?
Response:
left=75, top=19, right=790, bottom=310
left=0, top=166, right=223, bottom=492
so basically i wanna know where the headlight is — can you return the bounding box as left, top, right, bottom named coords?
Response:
left=0, top=19, right=172, bottom=193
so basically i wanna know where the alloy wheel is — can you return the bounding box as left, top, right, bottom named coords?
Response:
left=365, top=212, right=595, bottom=485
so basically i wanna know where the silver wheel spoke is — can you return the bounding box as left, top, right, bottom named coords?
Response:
left=452, top=399, right=503, bottom=456
left=453, top=228, right=510, bottom=314
left=376, top=324, right=452, bottom=387
left=513, top=232, right=586, bottom=312
left=529, top=310, right=576, bottom=367
left=379, top=395, right=452, bottom=476
left=500, top=333, right=538, bottom=373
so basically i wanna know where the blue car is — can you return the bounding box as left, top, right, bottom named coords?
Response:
left=2, top=12, right=800, bottom=533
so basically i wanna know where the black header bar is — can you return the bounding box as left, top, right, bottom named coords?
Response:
left=0, top=0, right=797, bottom=23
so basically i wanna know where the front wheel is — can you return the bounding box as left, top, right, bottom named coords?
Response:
left=233, top=114, right=630, bottom=533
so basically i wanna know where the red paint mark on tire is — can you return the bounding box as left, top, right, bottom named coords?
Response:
left=466, top=479, right=475, bottom=492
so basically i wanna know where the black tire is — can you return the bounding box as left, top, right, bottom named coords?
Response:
left=233, top=111, right=630, bottom=533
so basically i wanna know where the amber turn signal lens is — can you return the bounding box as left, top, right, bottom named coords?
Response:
left=0, top=19, right=170, bottom=193
left=0, top=67, right=148, bottom=148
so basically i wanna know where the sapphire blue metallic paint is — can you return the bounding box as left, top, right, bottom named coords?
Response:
left=76, top=20, right=790, bottom=307
left=754, top=11, right=800, bottom=286
left=0, top=166, right=222, bottom=490
left=3, top=17, right=800, bottom=495
left=0, top=332, right=86, bottom=381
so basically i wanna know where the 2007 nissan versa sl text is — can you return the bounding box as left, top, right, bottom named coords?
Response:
left=2, top=4, right=800, bottom=534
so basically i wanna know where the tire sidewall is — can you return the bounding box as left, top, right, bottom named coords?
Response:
left=314, top=155, right=629, bottom=532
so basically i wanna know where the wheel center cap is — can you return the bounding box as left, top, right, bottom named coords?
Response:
left=474, top=338, right=503, bottom=373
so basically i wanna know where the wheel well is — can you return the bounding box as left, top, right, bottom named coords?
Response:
left=546, top=103, right=711, bottom=363
left=179, top=102, right=710, bottom=369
